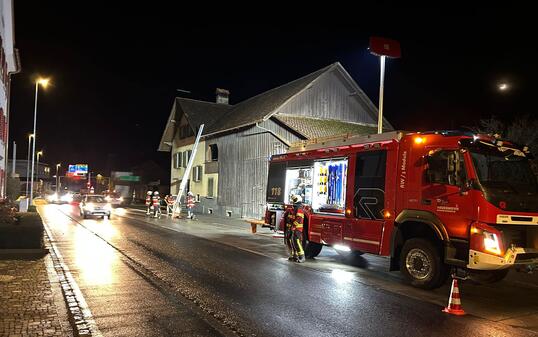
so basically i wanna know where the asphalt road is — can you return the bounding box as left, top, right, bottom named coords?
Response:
left=39, top=204, right=536, bottom=337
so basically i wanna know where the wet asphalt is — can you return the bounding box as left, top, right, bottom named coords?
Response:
left=39, top=204, right=536, bottom=337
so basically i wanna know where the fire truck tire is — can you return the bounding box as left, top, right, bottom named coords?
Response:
left=304, top=241, right=322, bottom=258
left=400, top=238, right=448, bottom=289
left=469, top=269, right=509, bottom=284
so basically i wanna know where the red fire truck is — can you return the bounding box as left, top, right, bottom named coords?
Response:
left=265, top=131, right=538, bottom=289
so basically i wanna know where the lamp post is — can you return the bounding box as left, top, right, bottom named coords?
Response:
left=29, top=78, right=49, bottom=203
left=56, top=163, right=61, bottom=194
left=35, top=150, right=43, bottom=196
left=25, top=133, right=34, bottom=196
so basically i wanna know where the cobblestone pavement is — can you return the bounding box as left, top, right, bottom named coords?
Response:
left=0, top=256, right=72, bottom=337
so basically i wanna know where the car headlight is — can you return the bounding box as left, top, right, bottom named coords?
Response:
left=483, top=231, right=502, bottom=255
left=470, top=222, right=505, bottom=256
left=61, top=194, right=73, bottom=202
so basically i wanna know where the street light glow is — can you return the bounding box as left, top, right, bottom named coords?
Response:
left=498, top=82, right=509, bottom=91
left=37, top=78, right=50, bottom=88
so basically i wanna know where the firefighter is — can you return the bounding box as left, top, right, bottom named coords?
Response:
left=152, top=191, right=161, bottom=218
left=145, top=190, right=153, bottom=215
left=291, top=195, right=306, bottom=262
left=281, top=194, right=306, bottom=262
left=186, top=191, right=195, bottom=219
left=165, top=194, right=175, bottom=216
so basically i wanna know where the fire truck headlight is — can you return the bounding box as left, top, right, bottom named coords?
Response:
left=333, top=244, right=351, bottom=252
left=483, top=231, right=502, bottom=255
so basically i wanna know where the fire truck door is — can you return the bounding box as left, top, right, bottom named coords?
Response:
left=422, top=149, right=473, bottom=238
left=350, top=151, right=387, bottom=254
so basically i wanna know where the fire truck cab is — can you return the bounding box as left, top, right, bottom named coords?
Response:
left=265, top=131, right=538, bottom=289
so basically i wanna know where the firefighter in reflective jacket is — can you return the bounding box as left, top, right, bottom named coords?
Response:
left=152, top=191, right=161, bottom=218
left=186, top=192, right=195, bottom=219
left=281, top=195, right=306, bottom=263
left=145, top=190, right=153, bottom=215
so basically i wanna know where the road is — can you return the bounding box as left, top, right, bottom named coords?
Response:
left=39, top=204, right=537, bottom=337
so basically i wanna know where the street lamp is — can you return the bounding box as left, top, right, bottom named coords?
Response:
left=56, top=163, right=61, bottom=194
left=35, top=150, right=43, bottom=196
left=25, top=133, right=34, bottom=196
left=29, top=78, right=50, bottom=203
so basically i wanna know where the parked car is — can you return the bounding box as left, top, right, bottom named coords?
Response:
left=79, top=195, right=112, bottom=219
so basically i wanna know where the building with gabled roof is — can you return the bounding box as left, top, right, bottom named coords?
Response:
left=159, top=62, right=392, bottom=218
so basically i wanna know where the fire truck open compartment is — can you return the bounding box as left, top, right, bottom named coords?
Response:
left=282, top=158, right=348, bottom=215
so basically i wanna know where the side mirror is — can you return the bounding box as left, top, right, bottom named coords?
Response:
left=460, top=179, right=475, bottom=194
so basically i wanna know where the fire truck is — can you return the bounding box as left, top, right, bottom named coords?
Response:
left=265, top=131, right=538, bottom=289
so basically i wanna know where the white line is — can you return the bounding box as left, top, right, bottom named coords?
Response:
left=42, top=212, right=103, bottom=337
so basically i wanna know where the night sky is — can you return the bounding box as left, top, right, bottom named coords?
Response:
left=9, top=5, right=535, bottom=179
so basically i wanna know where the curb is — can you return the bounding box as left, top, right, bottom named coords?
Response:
left=41, top=215, right=102, bottom=337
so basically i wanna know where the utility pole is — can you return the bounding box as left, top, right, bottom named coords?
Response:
left=11, top=141, right=16, bottom=177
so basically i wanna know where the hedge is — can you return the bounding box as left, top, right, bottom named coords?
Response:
left=0, top=212, right=44, bottom=249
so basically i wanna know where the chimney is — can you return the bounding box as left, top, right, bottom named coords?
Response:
left=215, top=88, right=230, bottom=104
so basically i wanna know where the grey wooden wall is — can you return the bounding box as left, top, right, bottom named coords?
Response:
left=215, top=119, right=302, bottom=218
left=276, top=70, right=377, bottom=125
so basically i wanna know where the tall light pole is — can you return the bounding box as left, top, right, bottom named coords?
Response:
left=369, top=37, right=401, bottom=134
left=56, top=163, right=61, bottom=194
left=35, top=150, right=43, bottom=195
left=29, top=78, right=49, bottom=203
left=25, top=133, right=34, bottom=196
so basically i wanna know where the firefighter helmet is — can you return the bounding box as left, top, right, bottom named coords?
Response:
left=187, top=191, right=194, bottom=196
left=147, top=191, right=153, bottom=195
left=290, top=194, right=302, bottom=203
left=154, top=191, right=159, bottom=196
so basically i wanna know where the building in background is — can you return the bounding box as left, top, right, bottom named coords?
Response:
left=159, top=62, right=393, bottom=218
left=7, top=159, right=51, bottom=195
left=0, top=0, right=21, bottom=198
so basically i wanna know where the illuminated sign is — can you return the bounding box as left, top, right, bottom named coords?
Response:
left=67, top=164, right=89, bottom=177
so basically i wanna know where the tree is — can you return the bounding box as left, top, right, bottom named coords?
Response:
left=476, top=115, right=538, bottom=173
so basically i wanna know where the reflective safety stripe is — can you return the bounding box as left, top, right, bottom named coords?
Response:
left=296, top=213, right=304, bottom=218
left=296, top=239, right=304, bottom=255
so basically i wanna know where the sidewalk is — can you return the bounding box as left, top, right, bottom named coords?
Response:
left=0, top=254, right=72, bottom=337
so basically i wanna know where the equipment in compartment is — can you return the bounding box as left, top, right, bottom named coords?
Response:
left=313, top=159, right=347, bottom=214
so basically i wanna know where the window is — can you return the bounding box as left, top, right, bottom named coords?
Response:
left=181, top=150, right=192, bottom=168
left=207, top=177, right=214, bottom=197
left=427, top=150, right=466, bottom=186
left=354, top=151, right=386, bottom=220
left=173, top=152, right=181, bottom=169
left=209, top=144, right=218, bottom=161
left=193, top=165, right=203, bottom=182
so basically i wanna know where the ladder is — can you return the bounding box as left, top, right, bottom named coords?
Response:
left=172, top=124, right=204, bottom=217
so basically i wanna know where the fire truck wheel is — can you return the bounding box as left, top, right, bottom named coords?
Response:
left=304, top=241, right=322, bottom=258
left=469, top=269, right=509, bottom=284
left=400, top=238, right=448, bottom=289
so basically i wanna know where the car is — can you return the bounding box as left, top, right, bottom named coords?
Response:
left=79, top=194, right=112, bottom=219
left=104, top=191, right=124, bottom=207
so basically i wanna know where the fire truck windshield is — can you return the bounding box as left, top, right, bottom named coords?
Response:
left=470, top=151, right=538, bottom=195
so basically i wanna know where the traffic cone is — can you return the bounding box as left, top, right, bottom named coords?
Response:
left=442, top=278, right=466, bottom=316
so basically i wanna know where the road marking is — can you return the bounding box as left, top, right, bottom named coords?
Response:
left=41, top=212, right=103, bottom=337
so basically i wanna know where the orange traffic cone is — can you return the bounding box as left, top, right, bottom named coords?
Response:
left=442, top=277, right=466, bottom=316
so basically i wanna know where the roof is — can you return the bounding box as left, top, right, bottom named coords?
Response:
left=159, top=61, right=391, bottom=151
left=158, top=97, right=233, bottom=151
left=203, top=63, right=338, bottom=136
left=273, top=114, right=380, bottom=139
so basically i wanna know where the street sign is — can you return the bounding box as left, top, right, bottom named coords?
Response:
left=369, top=37, right=401, bottom=58
left=119, top=175, right=140, bottom=182
left=67, top=164, right=88, bottom=177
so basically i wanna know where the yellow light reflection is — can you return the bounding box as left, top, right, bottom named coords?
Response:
left=74, top=229, right=117, bottom=286
left=331, top=269, right=354, bottom=284
left=114, top=208, right=127, bottom=216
